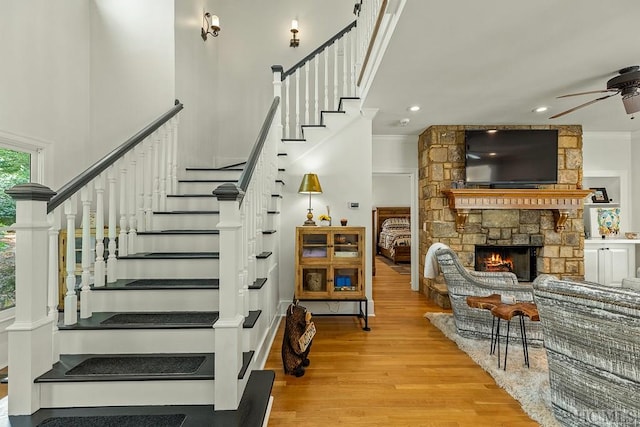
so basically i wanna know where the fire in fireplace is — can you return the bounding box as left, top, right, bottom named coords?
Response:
left=474, top=245, right=540, bottom=282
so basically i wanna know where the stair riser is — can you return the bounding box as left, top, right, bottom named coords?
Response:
left=59, top=329, right=216, bottom=354
left=91, top=289, right=219, bottom=313
left=137, top=234, right=219, bottom=253
left=116, top=258, right=219, bottom=279
left=151, top=213, right=220, bottom=230
left=177, top=181, right=229, bottom=194
left=183, top=170, right=243, bottom=180
left=166, top=196, right=219, bottom=211
left=243, top=312, right=267, bottom=353
left=39, top=380, right=215, bottom=407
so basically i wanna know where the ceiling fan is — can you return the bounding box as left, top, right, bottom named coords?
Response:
left=549, top=66, right=640, bottom=119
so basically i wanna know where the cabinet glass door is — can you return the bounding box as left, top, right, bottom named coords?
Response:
left=332, top=267, right=360, bottom=293
left=332, top=232, right=360, bottom=259
left=301, top=233, right=328, bottom=259
left=301, top=267, right=328, bottom=293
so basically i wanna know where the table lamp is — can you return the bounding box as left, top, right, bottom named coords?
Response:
left=298, top=173, right=323, bottom=226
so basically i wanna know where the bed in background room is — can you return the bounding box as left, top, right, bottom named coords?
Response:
left=375, top=206, right=411, bottom=264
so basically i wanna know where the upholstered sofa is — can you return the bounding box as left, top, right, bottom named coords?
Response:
left=533, top=276, right=640, bottom=427
left=434, top=247, right=543, bottom=343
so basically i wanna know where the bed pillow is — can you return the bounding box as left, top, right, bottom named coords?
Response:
left=381, top=217, right=410, bottom=230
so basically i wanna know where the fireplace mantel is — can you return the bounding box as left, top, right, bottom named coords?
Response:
left=442, top=188, right=592, bottom=232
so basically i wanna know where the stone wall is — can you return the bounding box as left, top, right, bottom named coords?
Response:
left=418, top=125, right=585, bottom=304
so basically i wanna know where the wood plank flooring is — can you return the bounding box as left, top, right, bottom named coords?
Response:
left=264, top=256, right=539, bottom=426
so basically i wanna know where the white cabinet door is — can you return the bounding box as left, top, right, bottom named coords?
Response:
left=583, top=247, right=600, bottom=283
left=605, top=246, right=631, bottom=287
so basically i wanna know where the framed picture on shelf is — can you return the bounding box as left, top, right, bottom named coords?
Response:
left=590, top=187, right=609, bottom=203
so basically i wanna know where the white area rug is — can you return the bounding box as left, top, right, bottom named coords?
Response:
left=424, top=312, right=560, bottom=427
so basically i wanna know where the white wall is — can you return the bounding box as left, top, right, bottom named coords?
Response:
left=89, top=0, right=175, bottom=184
left=212, top=0, right=355, bottom=165
left=0, top=0, right=90, bottom=189
left=279, top=112, right=375, bottom=314
left=372, top=134, right=417, bottom=206
left=632, top=130, right=640, bottom=233
left=373, top=174, right=411, bottom=206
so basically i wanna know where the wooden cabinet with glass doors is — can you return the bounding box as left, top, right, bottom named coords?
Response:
left=295, top=226, right=365, bottom=299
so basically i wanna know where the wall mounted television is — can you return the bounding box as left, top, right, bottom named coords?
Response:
left=464, top=129, right=558, bottom=188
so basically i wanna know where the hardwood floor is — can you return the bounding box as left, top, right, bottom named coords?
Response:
left=264, top=256, right=539, bottom=426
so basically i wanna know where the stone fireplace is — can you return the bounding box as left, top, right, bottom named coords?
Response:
left=418, top=125, right=587, bottom=307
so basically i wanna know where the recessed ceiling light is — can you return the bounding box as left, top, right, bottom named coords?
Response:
left=408, top=105, right=420, bottom=112
left=534, top=106, right=548, bottom=113
left=486, top=129, right=498, bottom=134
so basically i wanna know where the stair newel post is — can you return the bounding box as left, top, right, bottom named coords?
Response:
left=144, top=138, right=154, bottom=231
left=94, top=174, right=106, bottom=288
left=63, top=195, right=78, bottom=326
left=127, top=151, right=138, bottom=255
left=80, top=183, right=93, bottom=319
left=241, top=191, right=251, bottom=318
left=136, top=144, right=146, bottom=233
left=212, top=183, right=245, bottom=410
left=118, top=157, right=129, bottom=258
left=46, top=210, right=60, bottom=361
left=271, top=66, right=284, bottom=142
left=107, top=165, right=118, bottom=283
left=5, top=183, right=56, bottom=416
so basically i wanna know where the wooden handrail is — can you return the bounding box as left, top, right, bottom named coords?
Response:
left=48, top=101, right=184, bottom=213
left=357, top=0, right=387, bottom=87
left=281, top=21, right=357, bottom=80
left=237, top=96, right=280, bottom=199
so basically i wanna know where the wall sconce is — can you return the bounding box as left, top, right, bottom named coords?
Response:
left=290, top=19, right=300, bottom=48
left=298, top=173, right=322, bottom=226
left=201, top=12, right=220, bottom=41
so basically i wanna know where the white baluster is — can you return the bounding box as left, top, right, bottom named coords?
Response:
left=342, top=36, right=348, bottom=97
left=159, top=124, right=168, bottom=211
left=47, top=211, right=60, bottom=361
left=144, top=138, right=154, bottom=231
left=136, top=145, right=146, bottom=233
left=324, top=48, right=329, bottom=111
left=304, top=62, right=310, bottom=125
left=80, top=184, right=93, bottom=319
left=107, top=165, right=118, bottom=282
left=351, top=31, right=356, bottom=96
left=333, top=42, right=339, bottom=110
left=127, top=151, right=138, bottom=255
left=64, top=196, right=77, bottom=325
left=295, top=71, right=300, bottom=138
left=314, top=56, right=319, bottom=122
left=284, top=78, right=290, bottom=139
left=171, top=117, right=179, bottom=194
left=94, top=174, right=105, bottom=288
left=152, top=129, right=161, bottom=212
left=118, top=157, right=129, bottom=257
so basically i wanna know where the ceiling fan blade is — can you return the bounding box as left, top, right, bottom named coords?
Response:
left=557, top=89, right=618, bottom=98
left=549, top=92, right=620, bottom=119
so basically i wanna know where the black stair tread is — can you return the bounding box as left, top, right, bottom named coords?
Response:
left=301, top=124, right=326, bottom=128
left=250, top=278, right=267, bottom=290
left=271, top=194, right=283, bottom=198
left=58, top=311, right=219, bottom=330
left=11, top=370, right=275, bottom=427
left=256, top=251, right=272, bottom=259
left=117, top=252, right=219, bottom=259
left=34, top=351, right=254, bottom=383
left=57, top=310, right=261, bottom=330
left=35, top=353, right=215, bottom=382
left=96, top=278, right=220, bottom=290
left=137, top=229, right=219, bottom=235
left=262, top=229, right=276, bottom=234
left=267, top=210, right=280, bottom=214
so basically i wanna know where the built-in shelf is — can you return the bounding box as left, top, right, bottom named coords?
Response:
left=442, top=188, right=593, bottom=232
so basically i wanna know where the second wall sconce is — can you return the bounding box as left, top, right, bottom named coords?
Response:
left=201, top=12, right=220, bottom=41
left=290, top=19, right=300, bottom=47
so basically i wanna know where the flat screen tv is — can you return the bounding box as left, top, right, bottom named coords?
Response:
left=464, top=129, right=558, bottom=187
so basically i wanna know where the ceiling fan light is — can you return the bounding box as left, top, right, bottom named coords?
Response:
left=622, top=92, right=640, bottom=114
